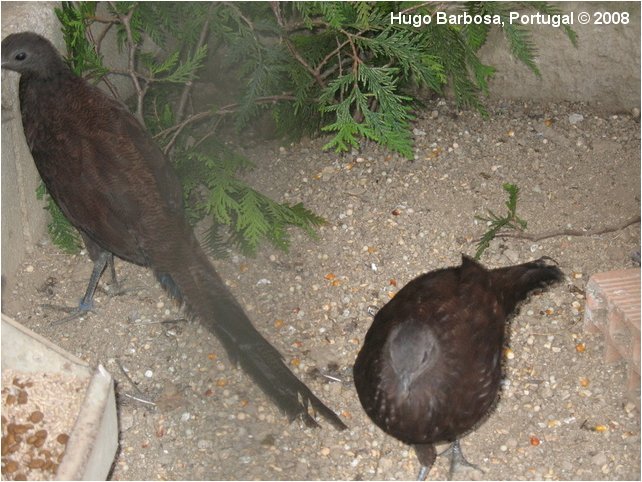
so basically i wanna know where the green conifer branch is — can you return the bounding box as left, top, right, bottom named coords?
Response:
left=475, top=183, right=528, bottom=259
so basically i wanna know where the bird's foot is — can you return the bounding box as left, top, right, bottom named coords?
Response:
left=41, top=300, right=94, bottom=325
left=101, top=277, right=142, bottom=298
left=446, top=440, right=483, bottom=480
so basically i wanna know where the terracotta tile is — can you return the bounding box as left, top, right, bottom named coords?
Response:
left=584, top=269, right=640, bottom=392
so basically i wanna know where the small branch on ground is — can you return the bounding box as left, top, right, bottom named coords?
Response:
left=490, top=215, right=640, bottom=242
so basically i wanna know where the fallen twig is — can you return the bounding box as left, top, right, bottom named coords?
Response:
left=491, top=215, right=640, bottom=242
left=122, top=392, right=157, bottom=406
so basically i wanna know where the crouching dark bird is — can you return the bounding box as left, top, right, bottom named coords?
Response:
left=353, top=255, right=562, bottom=479
left=1, top=32, right=346, bottom=430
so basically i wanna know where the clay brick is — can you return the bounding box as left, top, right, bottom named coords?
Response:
left=583, top=268, right=640, bottom=393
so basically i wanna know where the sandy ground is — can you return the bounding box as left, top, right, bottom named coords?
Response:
left=3, top=99, right=640, bottom=480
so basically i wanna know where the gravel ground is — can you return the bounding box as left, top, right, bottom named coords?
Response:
left=3, top=99, right=640, bottom=480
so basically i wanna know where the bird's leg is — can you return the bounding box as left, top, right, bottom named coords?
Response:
left=77, top=250, right=111, bottom=310
left=81, top=236, right=136, bottom=298
left=44, top=250, right=111, bottom=325
left=104, top=254, right=120, bottom=292
left=100, top=256, right=146, bottom=299
left=447, top=440, right=482, bottom=478
left=414, top=444, right=436, bottom=481
left=100, top=254, right=132, bottom=297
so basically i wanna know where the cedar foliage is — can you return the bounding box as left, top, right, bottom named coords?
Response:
left=475, top=183, right=527, bottom=259
left=46, top=1, right=574, bottom=255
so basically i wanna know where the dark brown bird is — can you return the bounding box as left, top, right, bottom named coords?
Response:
left=1, top=31, right=346, bottom=430
left=353, top=255, right=562, bottom=479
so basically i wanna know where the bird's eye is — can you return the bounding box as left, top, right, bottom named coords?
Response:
left=15, top=52, right=27, bottom=61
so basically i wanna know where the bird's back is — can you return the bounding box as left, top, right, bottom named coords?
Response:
left=19, top=68, right=185, bottom=267
left=354, top=256, right=562, bottom=445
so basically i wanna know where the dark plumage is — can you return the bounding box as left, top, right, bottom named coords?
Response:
left=353, top=255, right=563, bottom=478
left=1, top=32, right=346, bottom=430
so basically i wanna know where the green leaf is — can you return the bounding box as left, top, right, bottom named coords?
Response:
left=36, top=183, right=82, bottom=254
left=475, top=183, right=527, bottom=259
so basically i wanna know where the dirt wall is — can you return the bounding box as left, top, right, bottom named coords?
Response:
left=479, top=1, right=640, bottom=113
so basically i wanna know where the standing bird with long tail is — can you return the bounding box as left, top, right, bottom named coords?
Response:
left=354, top=255, right=562, bottom=479
left=1, top=32, right=346, bottom=430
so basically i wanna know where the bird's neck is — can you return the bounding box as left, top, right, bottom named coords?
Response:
left=19, top=67, right=76, bottom=102
left=22, top=57, right=73, bottom=82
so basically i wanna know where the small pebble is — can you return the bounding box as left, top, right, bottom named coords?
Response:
left=197, top=439, right=213, bottom=450
left=568, top=113, right=584, bottom=124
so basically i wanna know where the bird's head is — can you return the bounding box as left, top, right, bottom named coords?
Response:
left=1, top=32, right=66, bottom=78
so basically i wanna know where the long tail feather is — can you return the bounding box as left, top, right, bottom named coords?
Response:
left=154, top=238, right=347, bottom=430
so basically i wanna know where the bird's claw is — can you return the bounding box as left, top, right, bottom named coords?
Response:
left=102, top=279, right=140, bottom=298
left=446, top=440, right=483, bottom=479
left=40, top=302, right=94, bottom=325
